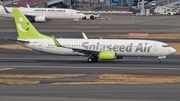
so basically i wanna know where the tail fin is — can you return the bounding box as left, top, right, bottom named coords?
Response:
left=12, top=8, right=51, bottom=39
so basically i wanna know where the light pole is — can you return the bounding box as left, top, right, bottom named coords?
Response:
left=69, top=0, right=71, bottom=8
left=141, top=0, right=145, bottom=15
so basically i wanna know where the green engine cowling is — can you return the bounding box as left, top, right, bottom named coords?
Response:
left=98, top=51, right=116, bottom=60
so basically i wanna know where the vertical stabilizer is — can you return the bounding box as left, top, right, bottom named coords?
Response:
left=12, top=8, right=51, bottom=39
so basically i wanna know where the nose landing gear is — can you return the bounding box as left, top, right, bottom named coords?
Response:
left=157, top=59, right=161, bottom=63
left=157, top=56, right=166, bottom=63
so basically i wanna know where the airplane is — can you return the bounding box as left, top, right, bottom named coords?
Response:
left=9, top=8, right=176, bottom=63
left=0, top=5, right=85, bottom=22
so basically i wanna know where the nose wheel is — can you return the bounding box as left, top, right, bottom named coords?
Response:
left=157, top=59, right=161, bottom=63
left=88, top=56, right=98, bottom=63
left=157, top=56, right=166, bottom=63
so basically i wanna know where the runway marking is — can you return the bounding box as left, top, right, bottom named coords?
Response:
left=0, top=68, right=15, bottom=71
left=0, top=65, right=180, bottom=70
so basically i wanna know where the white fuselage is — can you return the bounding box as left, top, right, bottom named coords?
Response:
left=18, top=39, right=176, bottom=57
left=0, top=6, right=85, bottom=19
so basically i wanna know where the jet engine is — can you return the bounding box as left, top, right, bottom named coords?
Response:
left=34, top=16, right=47, bottom=22
left=98, top=51, right=117, bottom=60
left=98, top=51, right=123, bottom=60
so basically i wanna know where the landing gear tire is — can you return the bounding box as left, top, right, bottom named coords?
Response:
left=90, top=16, right=95, bottom=20
left=88, top=58, right=93, bottom=63
left=87, top=56, right=98, bottom=63
left=92, top=57, right=98, bottom=62
left=29, top=18, right=35, bottom=23
left=157, top=59, right=161, bottom=63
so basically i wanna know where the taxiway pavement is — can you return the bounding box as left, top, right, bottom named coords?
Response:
left=0, top=14, right=180, bottom=33
left=0, top=50, right=180, bottom=76
left=0, top=85, right=180, bottom=101
left=0, top=13, right=180, bottom=101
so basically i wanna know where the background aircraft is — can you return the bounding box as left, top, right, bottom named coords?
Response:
left=0, top=5, right=85, bottom=22
left=10, top=8, right=176, bottom=63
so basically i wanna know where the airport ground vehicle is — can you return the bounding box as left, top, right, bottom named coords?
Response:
left=82, top=13, right=101, bottom=20
left=154, top=6, right=178, bottom=15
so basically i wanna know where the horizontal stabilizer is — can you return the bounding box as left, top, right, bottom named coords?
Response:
left=5, top=38, right=30, bottom=43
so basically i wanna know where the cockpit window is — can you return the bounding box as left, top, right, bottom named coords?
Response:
left=76, top=12, right=82, bottom=14
left=162, top=45, right=169, bottom=47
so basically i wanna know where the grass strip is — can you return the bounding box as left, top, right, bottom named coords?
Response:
left=0, top=68, right=15, bottom=71
left=52, top=74, right=180, bottom=85
left=0, top=79, right=40, bottom=85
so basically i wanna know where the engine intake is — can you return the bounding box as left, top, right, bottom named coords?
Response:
left=34, top=16, right=46, bottom=22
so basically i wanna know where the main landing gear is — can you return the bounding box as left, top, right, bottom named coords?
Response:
left=87, top=56, right=98, bottom=63
left=29, top=18, right=35, bottom=23
left=157, top=59, right=161, bottom=63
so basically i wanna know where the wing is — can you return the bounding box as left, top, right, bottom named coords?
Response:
left=23, top=13, right=40, bottom=19
left=3, top=6, right=37, bottom=19
left=65, top=46, right=99, bottom=55
left=52, top=35, right=100, bottom=55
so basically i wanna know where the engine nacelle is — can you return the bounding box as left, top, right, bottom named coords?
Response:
left=34, top=16, right=46, bottom=22
left=98, top=51, right=116, bottom=60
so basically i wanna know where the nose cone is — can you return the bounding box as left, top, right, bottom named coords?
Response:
left=170, top=47, right=176, bottom=54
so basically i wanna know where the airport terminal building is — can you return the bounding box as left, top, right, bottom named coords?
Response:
left=1, top=0, right=180, bottom=14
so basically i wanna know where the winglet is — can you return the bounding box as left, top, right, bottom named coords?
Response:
left=5, top=38, right=30, bottom=43
left=52, top=35, right=62, bottom=47
left=82, top=32, right=88, bottom=39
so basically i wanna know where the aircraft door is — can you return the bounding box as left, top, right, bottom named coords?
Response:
left=70, top=11, right=73, bottom=17
left=0, top=6, right=2, bottom=15
left=32, top=41, right=43, bottom=51
left=39, top=42, right=43, bottom=51
left=153, top=43, right=158, bottom=51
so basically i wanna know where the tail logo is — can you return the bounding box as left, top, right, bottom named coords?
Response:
left=17, top=17, right=29, bottom=32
